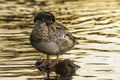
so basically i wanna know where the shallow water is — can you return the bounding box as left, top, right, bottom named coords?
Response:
left=0, top=0, right=120, bottom=80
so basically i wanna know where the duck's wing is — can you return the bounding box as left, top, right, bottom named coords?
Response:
left=55, top=22, right=78, bottom=44
left=54, top=22, right=78, bottom=53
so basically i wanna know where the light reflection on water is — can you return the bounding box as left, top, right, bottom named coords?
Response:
left=0, top=0, right=120, bottom=80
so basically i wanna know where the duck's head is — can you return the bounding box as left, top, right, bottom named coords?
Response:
left=34, top=12, right=55, bottom=25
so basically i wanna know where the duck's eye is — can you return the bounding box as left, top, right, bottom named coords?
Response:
left=46, top=15, right=51, bottom=20
left=46, top=17, right=50, bottom=20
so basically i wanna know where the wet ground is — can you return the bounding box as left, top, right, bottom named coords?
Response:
left=0, top=0, right=120, bottom=80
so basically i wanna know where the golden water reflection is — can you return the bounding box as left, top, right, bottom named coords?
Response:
left=0, top=0, right=120, bottom=80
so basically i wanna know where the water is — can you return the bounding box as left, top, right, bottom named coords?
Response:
left=0, top=0, right=120, bottom=80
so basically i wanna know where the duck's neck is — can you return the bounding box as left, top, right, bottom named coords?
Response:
left=48, top=23, right=56, bottom=31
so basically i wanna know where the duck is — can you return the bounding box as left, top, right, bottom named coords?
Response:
left=30, top=12, right=76, bottom=68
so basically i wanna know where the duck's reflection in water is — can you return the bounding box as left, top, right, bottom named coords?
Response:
left=45, top=70, right=73, bottom=80
left=36, top=59, right=80, bottom=80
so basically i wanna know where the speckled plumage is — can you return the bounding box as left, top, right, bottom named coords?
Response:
left=30, top=12, right=76, bottom=55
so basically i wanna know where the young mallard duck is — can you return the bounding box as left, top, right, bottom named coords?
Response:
left=30, top=12, right=76, bottom=68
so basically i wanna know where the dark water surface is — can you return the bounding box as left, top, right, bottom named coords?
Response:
left=0, top=0, right=120, bottom=80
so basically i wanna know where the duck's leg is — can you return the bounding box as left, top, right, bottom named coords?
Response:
left=49, top=54, right=59, bottom=68
left=40, top=55, right=49, bottom=67
left=56, top=54, right=59, bottom=64
left=47, top=55, right=50, bottom=63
